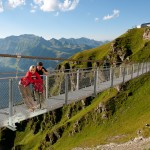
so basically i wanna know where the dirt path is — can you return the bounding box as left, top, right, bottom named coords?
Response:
left=73, top=137, right=150, bottom=150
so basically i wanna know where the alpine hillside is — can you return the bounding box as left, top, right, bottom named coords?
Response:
left=59, top=27, right=150, bottom=69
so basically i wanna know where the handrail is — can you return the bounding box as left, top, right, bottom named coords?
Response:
left=0, top=62, right=149, bottom=130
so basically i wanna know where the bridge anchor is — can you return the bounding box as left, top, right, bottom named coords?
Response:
left=7, top=124, right=17, bottom=131
left=7, top=116, right=17, bottom=131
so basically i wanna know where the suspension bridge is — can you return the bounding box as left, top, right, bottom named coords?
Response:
left=0, top=60, right=149, bottom=131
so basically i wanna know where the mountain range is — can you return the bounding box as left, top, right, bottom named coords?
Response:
left=0, top=34, right=109, bottom=72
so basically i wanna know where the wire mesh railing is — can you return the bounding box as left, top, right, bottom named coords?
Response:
left=0, top=62, right=150, bottom=130
left=0, top=63, right=150, bottom=107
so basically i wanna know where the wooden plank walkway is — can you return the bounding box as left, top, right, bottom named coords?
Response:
left=0, top=69, right=146, bottom=130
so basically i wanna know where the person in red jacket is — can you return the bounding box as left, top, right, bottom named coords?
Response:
left=29, top=65, right=47, bottom=109
left=18, top=66, right=42, bottom=112
left=19, top=65, right=44, bottom=111
left=25, top=65, right=43, bottom=93
left=26, top=65, right=45, bottom=108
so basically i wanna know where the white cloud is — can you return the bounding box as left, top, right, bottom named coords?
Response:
left=41, top=0, right=58, bottom=12
left=33, top=0, right=42, bottom=5
left=33, top=0, right=79, bottom=12
left=103, top=9, right=120, bottom=20
left=0, top=0, right=79, bottom=13
left=59, top=0, right=79, bottom=11
left=0, top=0, right=4, bottom=12
left=30, top=3, right=37, bottom=13
left=8, top=0, right=25, bottom=8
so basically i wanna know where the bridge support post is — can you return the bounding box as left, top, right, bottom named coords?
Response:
left=146, top=62, right=147, bottom=73
left=142, top=62, right=144, bottom=74
left=133, top=64, right=135, bottom=74
left=148, top=62, right=150, bottom=72
left=127, top=65, right=129, bottom=75
left=137, top=63, right=140, bottom=76
left=131, top=64, right=134, bottom=79
left=119, top=66, right=122, bottom=77
left=8, top=79, right=16, bottom=131
left=94, top=68, right=97, bottom=97
left=122, top=67, right=126, bottom=84
left=110, top=67, right=114, bottom=87
left=76, top=69, right=79, bottom=90
left=46, top=76, right=49, bottom=99
left=65, top=74, right=68, bottom=105
left=97, top=68, right=99, bottom=86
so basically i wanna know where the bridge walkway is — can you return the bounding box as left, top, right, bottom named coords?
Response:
left=0, top=63, right=149, bottom=130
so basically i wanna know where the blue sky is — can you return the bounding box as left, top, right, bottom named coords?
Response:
left=0, top=0, right=150, bottom=41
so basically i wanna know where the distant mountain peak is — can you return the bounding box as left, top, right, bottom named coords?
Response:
left=0, top=34, right=110, bottom=72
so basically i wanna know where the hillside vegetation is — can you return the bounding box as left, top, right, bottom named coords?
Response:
left=59, top=27, right=150, bottom=69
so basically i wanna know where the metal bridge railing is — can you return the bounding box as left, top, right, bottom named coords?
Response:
left=0, top=62, right=150, bottom=130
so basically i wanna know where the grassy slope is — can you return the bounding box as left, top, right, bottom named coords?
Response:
left=62, top=42, right=111, bottom=68
left=14, top=72, right=150, bottom=150
left=115, top=28, right=150, bottom=61
left=53, top=72, right=150, bottom=150
left=71, top=42, right=111, bottom=60
left=61, top=27, right=150, bottom=68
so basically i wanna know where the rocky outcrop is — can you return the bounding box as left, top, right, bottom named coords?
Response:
left=104, top=39, right=132, bottom=68
left=143, top=28, right=150, bottom=40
